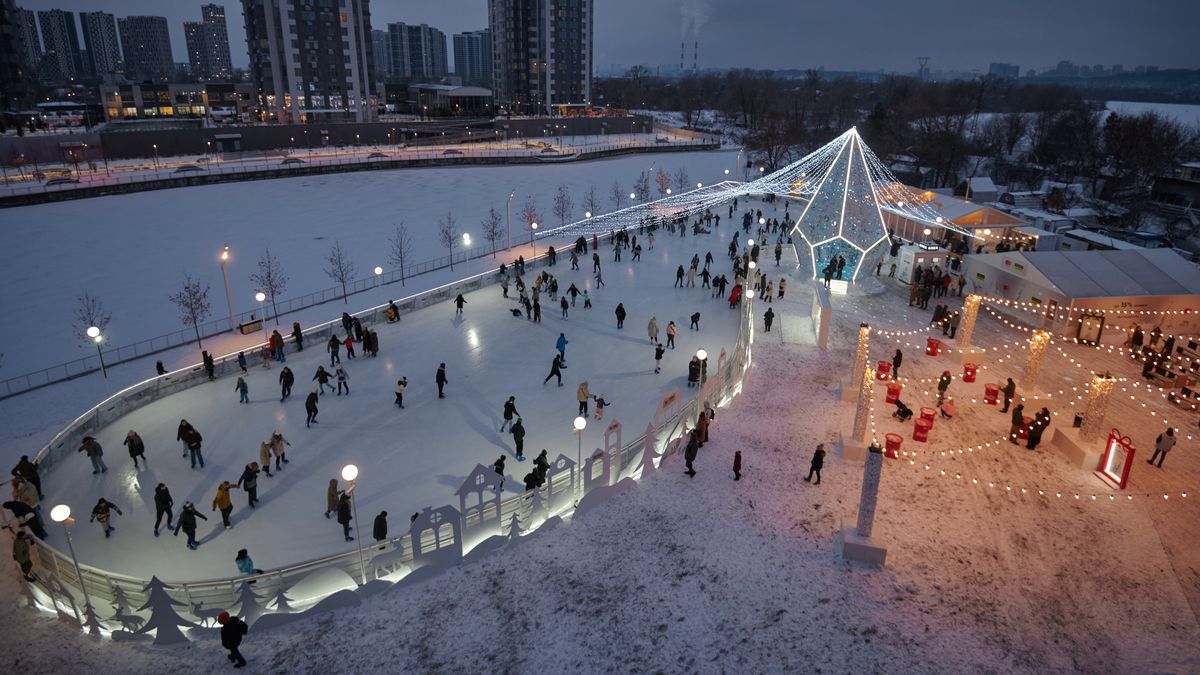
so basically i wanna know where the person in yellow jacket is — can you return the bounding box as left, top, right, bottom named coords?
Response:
left=212, top=481, right=237, bottom=529
left=576, top=381, right=592, bottom=415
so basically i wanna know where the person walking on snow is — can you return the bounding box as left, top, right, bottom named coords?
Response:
left=124, top=430, right=146, bottom=469
left=153, top=483, right=174, bottom=536
left=1000, top=378, right=1016, bottom=413
left=764, top=307, right=775, bottom=332
left=804, top=444, right=825, bottom=484
left=1148, top=428, right=1176, bottom=468
left=577, top=382, right=593, bottom=415
left=436, top=363, right=448, bottom=398
left=684, top=429, right=699, bottom=477
left=501, top=396, right=520, bottom=432
left=217, top=611, right=249, bottom=668
left=454, top=294, right=467, bottom=314
left=78, top=436, right=108, bottom=474
left=891, top=349, right=903, bottom=379
left=173, top=502, right=206, bottom=550
left=89, top=498, right=122, bottom=538
left=212, top=481, right=236, bottom=529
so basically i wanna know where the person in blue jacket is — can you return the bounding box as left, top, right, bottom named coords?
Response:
left=556, top=333, right=569, bottom=363
left=235, top=548, right=263, bottom=577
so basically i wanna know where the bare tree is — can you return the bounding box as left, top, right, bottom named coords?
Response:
left=521, top=195, right=541, bottom=236
left=388, top=222, right=413, bottom=286
left=655, top=168, right=670, bottom=197
left=481, top=207, right=504, bottom=257
left=249, top=248, right=288, bottom=325
left=323, top=240, right=356, bottom=304
left=633, top=171, right=651, bottom=201
left=552, top=184, right=573, bottom=226
left=437, top=211, right=460, bottom=270
left=609, top=180, right=624, bottom=209
left=582, top=184, right=600, bottom=216
left=673, top=167, right=690, bottom=193
left=169, top=276, right=212, bottom=349
left=73, top=292, right=111, bottom=348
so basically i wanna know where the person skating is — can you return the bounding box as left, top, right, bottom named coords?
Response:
left=533, top=299, right=541, bottom=322
left=212, top=481, right=236, bottom=529
left=313, top=366, right=334, bottom=395
left=12, top=531, right=36, bottom=581
left=1148, top=428, right=1176, bottom=468
left=124, top=430, right=147, bottom=469
left=533, top=450, right=550, bottom=483
left=77, top=435, right=108, bottom=474
left=690, top=312, right=701, bottom=330
left=675, top=265, right=685, bottom=288
left=1008, top=404, right=1026, bottom=444
left=555, top=332, right=569, bottom=362
left=803, top=444, right=825, bottom=484
left=454, top=294, right=467, bottom=314
left=326, top=334, right=341, bottom=367
left=684, top=429, right=699, bottom=477
left=234, top=376, right=249, bottom=404
left=891, top=349, right=903, bottom=379
left=305, top=389, right=319, bottom=427
left=511, top=417, right=526, bottom=460
left=279, top=366, right=294, bottom=401
left=217, top=611, right=249, bottom=668
left=236, top=548, right=263, bottom=577
left=543, top=353, right=565, bottom=386
left=666, top=321, right=677, bottom=349
left=560, top=296, right=569, bottom=318
left=567, top=283, right=580, bottom=306
left=237, top=463, right=260, bottom=508
left=764, top=307, right=775, bottom=332
left=373, top=511, right=388, bottom=546
left=337, top=493, right=354, bottom=541
left=493, top=456, right=506, bottom=488
left=394, top=377, right=407, bottom=408
left=172, top=502, right=207, bottom=550
left=153, top=483, right=174, bottom=537
left=178, top=422, right=205, bottom=469
left=10, top=455, right=42, bottom=501
left=501, top=396, right=520, bottom=432
left=593, top=394, right=610, bottom=420
left=237, top=351, right=248, bottom=374
left=577, top=381, right=592, bottom=415
left=270, top=431, right=290, bottom=470
left=435, top=363, right=448, bottom=398
left=203, top=351, right=216, bottom=380
left=650, top=341, right=665, bottom=374
left=89, top=498, right=122, bottom=538
left=615, top=303, right=626, bottom=329
left=1000, top=378, right=1016, bottom=413
left=324, top=479, right=340, bottom=519
left=733, top=451, right=742, bottom=481
left=343, top=334, right=356, bottom=360
left=583, top=290, right=592, bottom=309
left=335, top=365, right=350, bottom=396
left=258, top=440, right=273, bottom=478
left=292, top=321, right=304, bottom=351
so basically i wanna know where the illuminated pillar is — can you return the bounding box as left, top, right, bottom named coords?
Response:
left=1022, top=329, right=1051, bottom=389
left=853, top=363, right=875, bottom=442
left=1080, top=372, right=1116, bottom=442
left=855, top=444, right=884, bottom=538
left=852, top=323, right=871, bottom=388
left=958, top=294, right=981, bottom=350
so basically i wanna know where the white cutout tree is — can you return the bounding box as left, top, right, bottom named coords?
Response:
left=233, top=581, right=269, bottom=626
left=269, top=585, right=294, bottom=613
left=135, top=576, right=198, bottom=645
left=639, top=422, right=659, bottom=476
left=506, top=512, right=523, bottom=539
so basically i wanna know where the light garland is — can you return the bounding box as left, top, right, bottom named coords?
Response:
left=1080, top=373, right=1116, bottom=442
left=853, top=363, right=874, bottom=442
left=1022, top=329, right=1051, bottom=388
left=852, top=323, right=871, bottom=388
left=959, top=293, right=981, bottom=350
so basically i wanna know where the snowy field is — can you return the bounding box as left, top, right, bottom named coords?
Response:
left=0, top=149, right=738, bottom=378
left=4, top=267, right=1199, bottom=673
left=20, top=210, right=754, bottom=579
left=1105, top=100, right=1200, bottom=127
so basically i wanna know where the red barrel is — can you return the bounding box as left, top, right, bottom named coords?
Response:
left=884, top=433, right=903, bottom=458
left=876, top=360, right=892, bottom=381
left=926, top=337, right=941, bottom=356
left=913, top=418, right=932, bottom=442
left=920, top=407, right=937, bottom=426
left=984, top=383, right=999, bottom=405
left=1018, top=415, right=1033, bottom=440
left=963, top=363, right=978, bottom=383
left=885, top=381, right=903, bottom=404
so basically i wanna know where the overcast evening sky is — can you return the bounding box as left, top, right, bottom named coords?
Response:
left=19, top=0, right=1200, bottom=75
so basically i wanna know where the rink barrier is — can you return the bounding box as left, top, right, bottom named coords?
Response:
left=15, top=261, right=756, bottom=640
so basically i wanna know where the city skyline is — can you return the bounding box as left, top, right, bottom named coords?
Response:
left=13, top=0, right=1200, bottom=76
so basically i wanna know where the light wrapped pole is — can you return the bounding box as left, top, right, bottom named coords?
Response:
left=1022, top=329, right=1051, bottom=389
left=852, top=323, right=871, bottom=388
left=1080, top=372, right=1116, bottom=442
left=856, top=444, right=884, bottom=538
left=853, top=364, right=875, bottom=442
left=959, top=294, right=981, bottom=350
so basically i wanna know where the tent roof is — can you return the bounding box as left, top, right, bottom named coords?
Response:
left=979, top=249, right=1200, bottom=298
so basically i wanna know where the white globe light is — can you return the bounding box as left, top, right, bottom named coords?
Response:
left=759, top=167, right=765, bottom=172
left=374, top=266, right=383, bottom=275
left=923, top=228, right=932, bottom=236
left=462, top=233, right=471, bottom=243
left=573, top=415, right=587, bottom=431
left=697, top=182, right=702, bottom=188
left=936, top=216, right=944, bottom=223
left=746, top=289, right=755, bottom=299
left=86, top=326, right=100, bottom=339
left=255, top=292, right=266, bottom=302
left=629, top=192, right=636, bottom=199
left=696, top=349, right=707, bottom=361
left=666, top=188, right=672, bottom=194
left=748, top=261, right=756, bottom=270
left=747, top=239, right=755, bottom=246
left=531, top=222, right=538, bottom=230
left=724, top=169, right=730, bottom=174
left=585, top=211, right=592, bottom=218
left=50, top=504, right=71, bottom=522
left=759, top=217, right=765, bottom=224
left=341, top=464, right=359, bottom=482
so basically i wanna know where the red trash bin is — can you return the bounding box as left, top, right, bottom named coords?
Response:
left=876, top=360, right=891, bottom=381
left=963, top=363, right=978, bottom=383
left=926, top=337, right=941, bottom=356
left=920, top=407, right=937, bottom=427
left=884, top=433, right=903, bottom=458
left=984, top=383, right=999, bottom=405
left=1018, top=415, right=1033, bottom=440
left=913, top=418, right=932, bottom=442
left=885, top=381, right=903, bottom=404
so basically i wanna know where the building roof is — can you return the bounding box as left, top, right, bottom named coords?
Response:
left=988, top=249, right=1200, bottom=298
left=410, top=84, right=492, bottom=97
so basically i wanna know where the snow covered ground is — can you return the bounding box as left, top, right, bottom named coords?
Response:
left=5, top=261, right=1198, bottom=673
left=0, top=149, right=738, bottom=380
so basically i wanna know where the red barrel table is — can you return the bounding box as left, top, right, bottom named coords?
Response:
left=876, top=360, right=892, bottom=381
left=963, top=363, right=978, bottom=383
left=913, top=418, right=932, bottom=442
left=1018, top=415, right=1033, bottom=440
left=919, top=407, right=937, bottom=428
left=984, top=383, right=999, bottom=405
left=886, top=381, right=903, bottom=404
left=926, top=337, right=941, bottom=356
left=884, top=433, right=903, bottom=458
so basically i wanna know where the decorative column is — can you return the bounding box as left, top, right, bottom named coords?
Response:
left=855, top=444, right=884, bottom=538
left=853, top=363, right=875, bottom=442
left=1022, top=329, right=1051, bottom=389
left=852, top=323, right=871, bottom=387
left=958, top=294, right=981, bottom=350
left=1080, top=372, right=1116, bottom=442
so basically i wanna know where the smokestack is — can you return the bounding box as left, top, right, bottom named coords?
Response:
left=693, top=41, right=698, bottom=72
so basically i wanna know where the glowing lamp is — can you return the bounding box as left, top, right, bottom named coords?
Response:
left=666, top=188, right=672, bottom=194
left=341, top=464, right=359, bottom=482
left=746, top=289, right=755, bottom=299
left=747, top=239, right=755, bottom=246
left=748, top=261, right=756, bottom=270
left=374, top=266, right=383, bottom=275
left=585, top=211, right=592, bottom=218
left=696, top=349, right=707, bottom=361
left=86, top=326, right=100, bottom=339
left=724, top=169, right=730, bottom=174
left=462, top=233, right=471, bottom=244
left=255, top=292, right=266, bottom=302
left=629, top=192, right=636, bottom=199
left=221, top=245, right=229, bottom=261
left=759, top=217, right=765, bottom=224
left=697, top=182, right=703, bottom=188
left=923, top=228, right=932, bottom=236
left=936, top=217, right=944, bottom=223
left=573, top=416, right=587, bottom=431
left=531, top=223, right=538, bottom=230
left=51, top=504, right=71, bottom=522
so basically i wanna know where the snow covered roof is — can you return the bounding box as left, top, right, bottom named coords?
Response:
left=964, top=177, right=997, bottom=193
left=996, top=249, right=1200, bottom=298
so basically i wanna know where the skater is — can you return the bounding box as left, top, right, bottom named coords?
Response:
left=203, top=351, right=215, bottom=380
left=324, top=479, right=340, bottom=518
left=153, top=483, right=174, bottom=536
left=373, top=511, right=388, bottom=544
left=327, top=334, right=341, bottom=367
left=11, top=455, right=42, bottom=501
left=733, top=450, right=742, bottom=480
left=494, top=455, right=506, bottom=488
left=1000, top=378, right=1016, bottom=413
left=292, top=321, right=304, bottom=350
left=436, top=363, right=448, bottom=398
left=675, top=265, right=685, bottom=287
left=278, top=366, right=294, bottom=401
left=234, top=376, right=249, bottom=403
left=335, top=366, right=350, bottom=395
left=803, top=444, right=825, bottom=484
left=544, top=354, right=565, bottom=386
left=690, top=312, right=700, bottom=330
left=173, top=502, right=206, bottom=549
left=583, top=290, right=592, bottom=309
left=684, top=429, right=699, bottom=477
left=533, top=299, right=541, bottom=322
left=237, top=463, right=260, bottom=508
left=270, top=431, right=290, bottom=470
left=577, top=381, right=592, bottom=415
left=13, top=531, right=35, bottom=582
left=615, top=303, right=626, bottom=329
left=394, top=377, right=407, bottom=408
left=666, top=321, right=677, bottom=349
left=568, top=283, right=580, bottom=306
left=337, top=493, right=354, bottom=541
left=217, top=611, right=249, bottom=668
left=891, top=349, right=903, bottom=379
left=89, top=498, right=122, bottom=538
left=511, top=417, right=526, bottom=460
left=343, top=334, right=356, bottom=359
left=305, top=388, right=319, bottom=427
left=648, top=316, right=659, bottom=343
left=593, top=393, right=610, bottom=420
left=501, top=396, right=520, bottom=431
left=1148, top=428, right=1176, bottom=468
left=258, top=440, right=273, bottom=478
left=237, top=351, right=248, bottom=374
left=654, top=342, right=665, bottom=374
left=78, top=435, right=108, bottom=474
left=212, top=481, right=236, bottom=528
left=313, top=366, right=334, bottom=395
left=764, top=307, right=775, bottom=332
left=454, top=294, right=467, bottom=314
left=561, top=296, right=569, bottom=318
left=236, top=549, right=263, bottom=578
left=124, top=430, right=146, bottom=469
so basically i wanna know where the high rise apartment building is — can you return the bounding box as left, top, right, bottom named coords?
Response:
left=371, top=28, right=390, bottom=79
left=489, top=0, right=592, bottom=114
left=38, top=8, right=83, bottom=82
left=388, top=22, right=447, bottom=81
left=119, top=15, right=174, bottom=82
left=185, top=4, right=233, bottom=81
left=453, top=29, right=491, bottom=86
left=80, top=11, right=122, bottom=77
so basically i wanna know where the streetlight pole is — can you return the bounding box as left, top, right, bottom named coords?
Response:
left=220, top=244, right=236, bottom=333
left=255, top=292, right=267, bottom=327
left=506, top=190, right=515, bottom=251
left=573, top=416, right=587, bottom=503
left=341, top=465, right=368, bottom=586
left=152, top=144, right=159, bottom=169
left=50, top=505, right=98, bottom=634
left=696, top=348, right=708, bottom=386
left=530, top=222, right=537, bottom=255
left=86, top=326, right=108, bottom=390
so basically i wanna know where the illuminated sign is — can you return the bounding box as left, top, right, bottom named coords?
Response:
left=1096, top=428, right=1135, bottom=490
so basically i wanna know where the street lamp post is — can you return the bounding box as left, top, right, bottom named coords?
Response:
left=86, top=326, right=108, bottom=387
left=152, top=144, right=159, bottom=169
left=374, top=266, right=383, bottom=290
left=220, top=244, right=236, bottom=333
left=50, top=504, right=98, bottom=634
left=506, top=190, right=515, bottom=251
left=255, top=291, right=266, bottom=326
left=696, top=348, right=708, bottom=385
left=341, top=464, right=369, bottom=585
left=529, top=223, right=538, bottom=255
left=573, top=416, right=587, bottom=502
